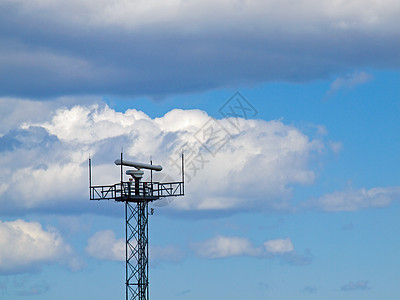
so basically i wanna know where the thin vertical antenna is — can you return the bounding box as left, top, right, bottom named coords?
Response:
left=150, top=156, right=153, bottom=184
left=146, top=203, right=149, bottom=300
left=125, top=195, right=128, bottom=300
left=181, top=152, right=184, bottom=194
left=121, top=149, right=127, bottom=300
left=120, top=152, right=123, bottom=184
left=89, top=155, right=92, bottom=197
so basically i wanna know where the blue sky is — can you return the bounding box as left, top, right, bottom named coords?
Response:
left=0, top=1, right=399, bottom=299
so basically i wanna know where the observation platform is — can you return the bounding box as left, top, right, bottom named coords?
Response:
left=90, top=181, right=184, bottom=202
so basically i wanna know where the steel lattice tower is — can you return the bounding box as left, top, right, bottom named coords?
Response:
left=89, top=154, right=184, bottom=300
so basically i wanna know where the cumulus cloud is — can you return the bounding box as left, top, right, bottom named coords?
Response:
left=264, top=238, right=294, bottom=254
left=0, top=219, right=78, bottom=274
left=0, top=102, right=323, bottom=215
left=195, top=236, right=260, bottom=258
left=341, top=280, right=371, bottom=291
left=305, top=186, right=400, bottom=212
left=0, top=1, right=399, bottom=97
left=0, top=99, right=55, bottom=137
left=86, top=230, right=125, bottom=261
left=195, top=235, right=312, bottom=265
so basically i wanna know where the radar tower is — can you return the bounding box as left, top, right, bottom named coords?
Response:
left=89, top=153, right=184, bottom=300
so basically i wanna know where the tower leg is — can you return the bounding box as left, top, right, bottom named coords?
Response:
left=126, top=201, right=149, bottom=300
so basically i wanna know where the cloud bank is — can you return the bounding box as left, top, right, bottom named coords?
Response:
left=1, top=0, right=399, bottom=98
left=2, top=99, right=398, bottom=215
left=86, top=230, right=125, bottom=261
left=0, top=99, right=323, bottom=215
left=0, top=219, right=77, bottom=274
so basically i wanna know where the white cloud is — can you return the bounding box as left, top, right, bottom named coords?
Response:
left=327, top=71, right=373, bottom=96
left=0, top=102, right=323, bottom=214
left=306, top=186, right=400, bottom=212
left=0, top=98, right=54, bottom=137
left=264, top=238, right=294, bottom=254
left=195, top=235, right=311, bottom=265
left=37, top=105, right=151, bottom=144
left=195, top=236, right=260, bottom=258
left=86, top=230, right=125, bottom=261
left=0, top=219, right=77, bottom=274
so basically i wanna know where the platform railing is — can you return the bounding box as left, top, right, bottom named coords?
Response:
left=90, top=181, right=184, bottom=201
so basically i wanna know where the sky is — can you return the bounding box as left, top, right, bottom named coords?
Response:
left=0, top=0, right=399, bottom=299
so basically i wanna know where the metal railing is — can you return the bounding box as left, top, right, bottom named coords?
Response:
left=90, top=181, right=184, bottom=201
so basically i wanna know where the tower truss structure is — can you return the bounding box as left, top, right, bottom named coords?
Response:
left=89, top=154, right=184, bottom=300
